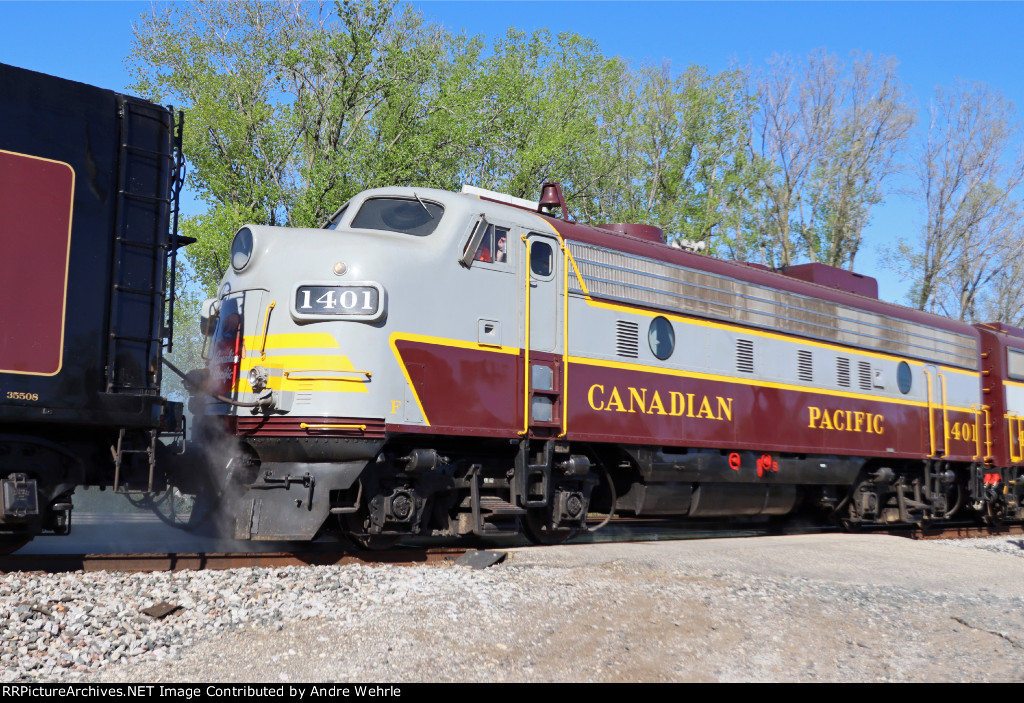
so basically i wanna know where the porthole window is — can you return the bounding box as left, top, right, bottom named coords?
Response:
left=648, top=316, right=675, bottom=360
left=897, top=361, right=912, bottom=395
left=530, top=241, right=553, bottom=277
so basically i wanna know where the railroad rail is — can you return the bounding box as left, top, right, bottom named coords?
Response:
left=0, top=548, right=467, bottom=574
left=2, top=518, right=1019, bottom=574
left=888, top=522, right=1024, bottom=540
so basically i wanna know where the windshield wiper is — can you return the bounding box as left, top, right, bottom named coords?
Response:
left=413, top=191, right=434, bottom=219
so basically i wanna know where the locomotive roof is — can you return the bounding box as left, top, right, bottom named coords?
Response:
left=542, top=209, right=976, bottom=343
left=342, top=185, right=977, bottom=346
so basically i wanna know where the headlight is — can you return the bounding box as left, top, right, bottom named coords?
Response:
left=231, top=227, right=254, bottom=271
left=247, top=366, right=268, bottom=392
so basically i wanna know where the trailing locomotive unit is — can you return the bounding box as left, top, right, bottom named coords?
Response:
left=973, top=322, right=1024, bottom=520
left=0, top=64, right=186, bottom=551
left=201, top=180, right=1009, bottom=545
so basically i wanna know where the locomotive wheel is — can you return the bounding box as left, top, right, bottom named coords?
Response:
left=521, top=508, right=577, bottom=546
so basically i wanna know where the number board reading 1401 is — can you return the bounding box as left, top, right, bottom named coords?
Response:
left=294, top=285, right=381, bottom=318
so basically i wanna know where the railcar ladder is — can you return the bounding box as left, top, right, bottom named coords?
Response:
left=163, top=110, right=186, bottom=354
left=112, top=428, right=157, bottom=493
left=104, top=96, right=180, bottom=395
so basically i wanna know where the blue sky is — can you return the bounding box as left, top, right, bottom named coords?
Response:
left=3, top=1, right=1023, bottom=302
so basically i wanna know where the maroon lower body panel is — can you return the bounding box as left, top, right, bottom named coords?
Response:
left=392, top=339, right=981, bottom=462
left=394, top=339, right=521, bottom=436
left=566, top=362, right=977, bottom=461
left=0, top=150, right=74, bottom=375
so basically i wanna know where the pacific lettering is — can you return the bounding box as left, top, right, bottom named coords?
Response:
left=808, top=406, right=884, bottom=434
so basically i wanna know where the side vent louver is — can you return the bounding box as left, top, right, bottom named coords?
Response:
left=858, top=361, right=872, bottom=391
left=836, top=357, right=851, bottom=387
left=797, top=350, right=813, bottom=383
left=736, top=339, right=754, bottom=373
left=615, top=320, right=639, bottom=358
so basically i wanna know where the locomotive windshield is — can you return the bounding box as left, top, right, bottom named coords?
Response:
left=1009, top=348, right=1024, bottom=380
left=348, top=196, right=444, bottom=236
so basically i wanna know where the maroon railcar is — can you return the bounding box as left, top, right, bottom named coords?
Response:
left=971, top=323, right=1024, bottom=519
left=0, top=63, right=186, bottom=551
left=505, top=206, right=985, bottom=529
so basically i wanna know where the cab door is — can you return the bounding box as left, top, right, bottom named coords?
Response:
left=923, top=363, right=950, bottom=457
left=524, top=233, right=560, bottom=352
left=520, top=232, right=564, bottom=435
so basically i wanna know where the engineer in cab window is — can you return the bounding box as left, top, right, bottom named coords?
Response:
left=494, top=232, right=507, bottom=262
left=474, top=225, right=509, bottom=264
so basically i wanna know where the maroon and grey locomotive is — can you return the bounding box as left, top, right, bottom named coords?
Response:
left=197, top=181, right=1024, bottom=544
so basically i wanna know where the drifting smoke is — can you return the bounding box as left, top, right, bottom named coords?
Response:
left=20, top=389, right=311, bottom=557
left=158, top=360, right=256, bottom=544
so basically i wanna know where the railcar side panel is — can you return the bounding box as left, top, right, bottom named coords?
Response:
left=0, top=150, right=74, bottom=376
left=556, top=276, right=982, bottom=463
left=391, top=338, right=520, bottom=434
left=564, top=361, right=982, bottom=460
left=0, top=63, right=179, bottom=428
left=0, top=63, right=184, bottom=547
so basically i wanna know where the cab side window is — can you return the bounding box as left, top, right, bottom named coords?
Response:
left=530, top=240, right=553, bottom=276
left=473, top=225, right=510, bottom=264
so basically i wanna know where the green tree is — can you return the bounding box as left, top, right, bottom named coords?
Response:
left=587, top=63, right=767, bottom=255
left=458, top=28, right=621, bottom=210
left=129, top=0, right=773, bottom=290
left=130, top=0, right=304, bottom=290
left=753, top=50, right=914, bottom=268
left=129, top=0, right=472, bottom=290
left=283, top=2, right=485, bottom=226
left=892, top=81, right=1024, bottom=320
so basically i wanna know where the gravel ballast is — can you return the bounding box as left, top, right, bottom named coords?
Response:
left=4, top=533, right=1024, bottom=683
